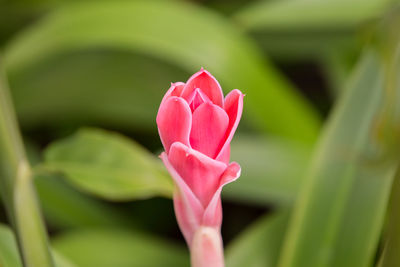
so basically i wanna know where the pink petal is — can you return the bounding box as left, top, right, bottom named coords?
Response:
left=168, top=142, right=227, bottom=207
left=160, top=152, right=204, bottom=245
left=202, top=162, right=241, bottom=227
left=217, top=145, right=230, bottom=165
left=188, top=88, right=211, bottom=112
left=156, top=96, right=192, bottom=154
left=216, top=89, right=244, bottom=162
left=160, top=82, right=185, bottom=105
left=181, top=69, right=224, bottom=107
left=190, top=102, right=229, bottom=159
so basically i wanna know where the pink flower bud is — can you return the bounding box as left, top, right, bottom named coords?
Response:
left=157, top=69, right=243, bottom=260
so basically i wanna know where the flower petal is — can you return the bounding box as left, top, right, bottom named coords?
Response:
left=202, top=162, right=241, bottom=227
left=216, top=89, right=244, bottom=162
left=181, top=69, right=224, bottom=107
left=168, top=142, right=227, bottom=207
left=160, top=152, right=204, bottom=245
left=188, top=88, right=211, bottom=112
left=190, top=102, right=229, bottom=159
left=160, top=82, right=185, bottom=105
left=216, top=145, right=230, bottom=165
left=156, top=96, right=192, bottom=153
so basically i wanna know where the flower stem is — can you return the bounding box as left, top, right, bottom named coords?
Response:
left=190, top=227, right=225, bottom=267
left=0, top=58, right=54, bottom=267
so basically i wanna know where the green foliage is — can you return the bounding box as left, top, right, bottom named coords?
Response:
left=226, top=211, right=289, bottom=267
left=236, top=0, right=391, bottom=31
left=0, top=61, right=54, bottom=267
left=378, top=167, right=400, bottom=267
left=40, top=129, right=309, bottom=206
left=278, top=31, right=400, bottom=267
left=226, top=136, right=311, bottom=206
left=0, top=224, right=76, bottom=267
left=4, top=1, right=320, bottom=143
left=234, top=0, right=393, bottom=61
left=35, top=174, right=132, bottom=229
left=41, top=128, right=173, bottom=200
left=52, top=228, right=189, bottom=267
left=0, top=1, right=400, bottom=266
left=0, top=224, right=22, bottom=267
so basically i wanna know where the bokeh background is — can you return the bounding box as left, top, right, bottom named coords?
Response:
left=1, top=0, right=400, bottom=266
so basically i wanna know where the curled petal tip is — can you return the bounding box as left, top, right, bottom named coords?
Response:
left=222, top=162, right=241, bottom=183
left=181, top=69, right=224, bottom=107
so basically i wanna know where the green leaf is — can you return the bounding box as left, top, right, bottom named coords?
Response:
left=278, top=22, right=400, bottom=267
left=374, top=9, right=400, bottom=267
left=236, top=0, right=391, bottom=31
left=0, top=58, right=54, bottom=267
left=8, top=50, right=188, bottom=132
left=34, top=174, right=133, bottom=229
left=52, top=251, right=77, bottom=267
left=225, top=211, right=289, bottom=267
left=0, top=224, right=22, bottom=267
left=233, top=0, right=392, bottom=60
left=224, top=136, right=311, bottom=206
left=42, top=128, right=173, bottom=201
left=52, top=228, right=189, bottom=267
left=320, top=49, right=359, bottom=97
left=0, top=224, right=77, bottom=267
left=378, top=166, right=400, bottom=267
left=4, top=1, right=321, bottom=143
left=42, top=129, right=310, bottom=206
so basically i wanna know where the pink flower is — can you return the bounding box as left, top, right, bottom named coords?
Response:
left=156, top=68, right=243, bottom=253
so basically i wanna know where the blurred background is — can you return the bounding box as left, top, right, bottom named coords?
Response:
left=0, top=0, right=399, bottom=266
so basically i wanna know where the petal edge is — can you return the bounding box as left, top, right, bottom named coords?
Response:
left=160, top=152, right=204, bottom=245
left=181, top=69, right=224, bottom=107
left=216, top=89, right=244, bottom=162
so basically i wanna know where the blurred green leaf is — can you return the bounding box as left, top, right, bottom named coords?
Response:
left=0, top=224, right=77, bottom=267
left=34, top=174, right=133, bottom=229
left=0, top=224, right=22, bottom=267
left=278, top=22, right=400, bottom=267
left=234, top=0, right=391, bottom=60
left=224, top=136, right=311, bottom=206
left=6, top=130, right=134, bottom=230
left=374, top=9, right=400, bottom=267
left=0, top=57, right=54, bottom=267
left=53, top=251, right=77, bottom=267
left=320, top=49, right=359, bottom=97
left=4, top=1, right=321, bottom=143
left=42, top=129, right=310, bottom=206
left=236, top=0, right=390, bottom=31
left=52, top=228, right=189, bottom=267
left=41, top=128, right=173, bottom=201
left=7, top=50, right=188, bottom=132
left=379, top=166, right=400, bottom=267
left=226, top=211, right=289, bottom=267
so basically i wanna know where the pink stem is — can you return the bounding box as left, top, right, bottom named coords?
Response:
left=190, top=226, right=225, bottom=267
